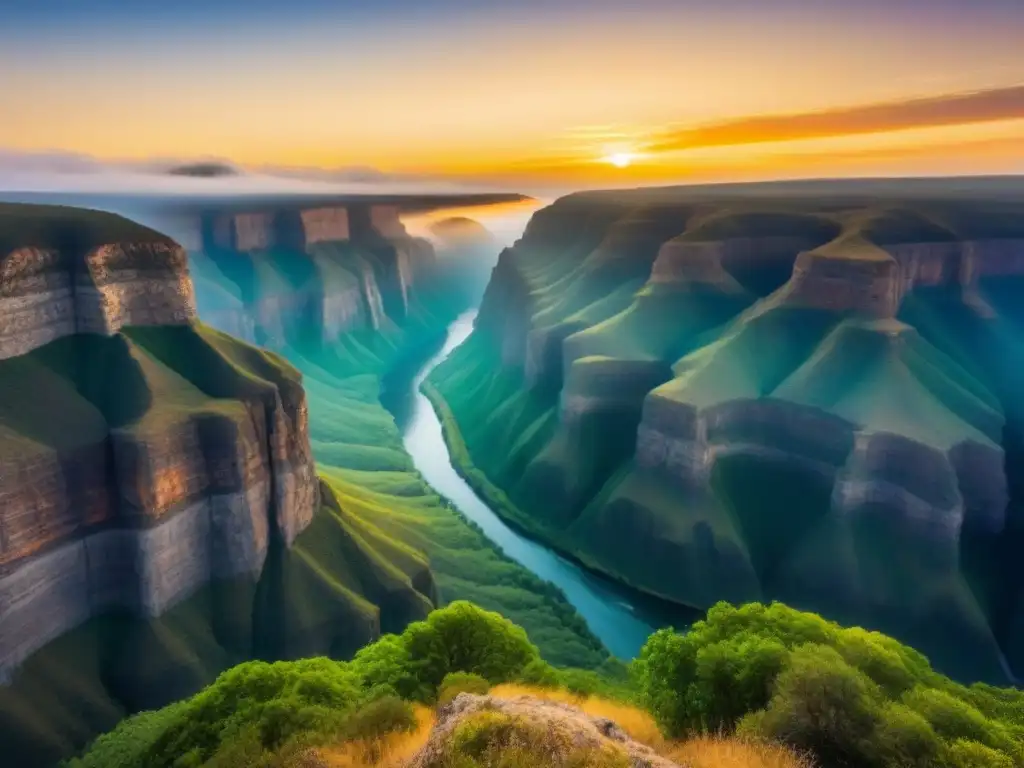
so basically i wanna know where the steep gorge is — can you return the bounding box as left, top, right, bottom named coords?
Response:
left=428, top=180, right=1024, bottom=685
left=0, top=201, right=513, bottom=767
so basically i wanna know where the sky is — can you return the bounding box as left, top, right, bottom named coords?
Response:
left=3, top=0, right=1024, bottom=192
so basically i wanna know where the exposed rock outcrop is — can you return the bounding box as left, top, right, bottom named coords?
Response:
left=0, top=205, right=318, bottom=683
left=0, top=241, right=195, bottom=360
left=409, top=693, right=679, bottom=768
left=189, top=203, right=436, bottom=346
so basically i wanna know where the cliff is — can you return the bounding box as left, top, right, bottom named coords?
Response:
left=0, top=204, right=324, bottom=680
left=0, top=204, right=444, bottom=766
left=187, top=203, right=437, bottom=347
left=429, top=180, right=1024, bottom=684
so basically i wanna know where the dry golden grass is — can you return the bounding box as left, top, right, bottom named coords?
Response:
left=487, top=686, right=812, bottom=768
left=488, top=683, right=666, bottom=749
left=311, top=691, right=811, bottom=768
left=316, top=705, right=436, bottom=768
left=664, top=734, right=815, bottom=768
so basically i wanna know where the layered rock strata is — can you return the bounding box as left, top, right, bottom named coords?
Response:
left=0, top=205, right=318, bottom=682
left=190, top=203, right=435, bottom=345
left=0, top=241, right=195, bottom=360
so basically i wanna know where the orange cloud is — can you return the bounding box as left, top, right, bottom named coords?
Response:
left=651, top=84, right=1024, bottom=151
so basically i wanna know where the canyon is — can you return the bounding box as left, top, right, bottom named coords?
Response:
left=428, top=179, right=1024, bottom=685
left=0, top=195, right=608, bottom=768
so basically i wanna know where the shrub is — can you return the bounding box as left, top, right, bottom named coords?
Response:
left=874, top=703, right=942, bottom=768
left=342, top=695, right=418, bottom=742
left=753, top=645, right=882, bottom=767
left=402, top=601, right=539, bottom=694
left=64, top=704, right=186, bottom=768
left=351, top=634, right=420, bottom=700
left=515, top=659, right=561, bottom=689
left=633, top=624, right=787, bottom=736
left=142, top=658, right=365, bottom=766
left=634, top=601, right=1024, bottom=768
left=438, top=672, right=491, bottom=706
left=945, top=739, right=1016, bottom=768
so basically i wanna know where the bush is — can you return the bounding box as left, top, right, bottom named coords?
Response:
left=144, top=657, right=364, bottom=766
left=438, top=672, right=491, bottom=706
left=945, top=739, right=1016, bottom=768
left=64, top=704, right=186, bottom=768
left=753, top=645, right=882, bottom=766
left=515, top=659, right=561, bottom=689
left=342, top=695, right=418, bottom=742
left=634, top=601, right=1024, bottom=768
left=874, top=703, right=943, bottom=768
left=402, top=601, right=540, bottom=695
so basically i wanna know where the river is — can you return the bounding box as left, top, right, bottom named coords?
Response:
left=389, top=309, right=678, bottom=659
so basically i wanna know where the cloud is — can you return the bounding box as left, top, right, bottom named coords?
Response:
left=652, top=84, right=1024, bottom=151
left=0, top=149, right=509, bottom=196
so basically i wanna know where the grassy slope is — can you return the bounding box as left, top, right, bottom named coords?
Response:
left=278, top=282, right=607, bottom=670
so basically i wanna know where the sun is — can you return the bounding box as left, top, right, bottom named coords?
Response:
left=605, top=152, right=634, bottom=168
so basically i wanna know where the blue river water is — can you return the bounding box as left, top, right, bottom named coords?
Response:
left=394, top=309, right=676, bottom=659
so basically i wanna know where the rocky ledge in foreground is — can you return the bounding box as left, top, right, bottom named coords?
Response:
left=408, top=693, right=679, bottom=768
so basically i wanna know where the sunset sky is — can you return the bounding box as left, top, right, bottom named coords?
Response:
left=3, top=0, right=1024, bottom=190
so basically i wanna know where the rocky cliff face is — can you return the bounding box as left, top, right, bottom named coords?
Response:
left=0, top=240, right=195, bottom=359
left=431, top=184, right=1024, bottom=683
left=186, top=203, right=436, bottom=346
left=0, top=205, right=320, bottom=683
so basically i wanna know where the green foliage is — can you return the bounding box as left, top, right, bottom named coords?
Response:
left=63, top=704, right=187, bottom=768
left=145, top=657, right=364, bottom=766
left=754, top=645, right=883, bottom=766
left=515, top=659, right=561, bottom=689
left=351, top=634, right=420, bottom=700
left=341, top=695, right=417, bottom=742
left=402, top=601, right=539, bottom=696
left=945, top=740, right=1016, bottom=768
left=635, top=601, right=1024, bottom=768
left=874, top=703, right=943, bottom=768
left=438, top=673, right=491, bottom=706
left=71, top=603, right=545, bottom=767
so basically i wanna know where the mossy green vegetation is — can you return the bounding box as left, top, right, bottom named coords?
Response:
left=70, top=599, right=1024, bottom=768
left=65, top=601, right=586, bottom=768
left=636, top=602, right=1024, bottom=768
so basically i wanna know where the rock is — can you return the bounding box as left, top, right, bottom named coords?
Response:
left=408, top=693, right=680, bottom=768
left=777, top=245, right=901, bottom=317
left=0, top=241, right=196, bottom=360
left=300, top=207, right=350, bottom=245
left=0, top=205, right=318, bottom=682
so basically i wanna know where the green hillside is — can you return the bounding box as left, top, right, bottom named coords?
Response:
left=429, top=188, right=1024, bottom=685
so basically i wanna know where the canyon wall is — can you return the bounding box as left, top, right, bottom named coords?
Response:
left=431, top=187, right=1024, bottom=684
left=186, top=203, right=436, bottom=346
left=0, top=206, right=319, bottom=682
left=0, top=241, right=195, bottom=359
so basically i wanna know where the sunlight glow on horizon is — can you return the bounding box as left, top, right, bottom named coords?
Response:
left=2, top=1, right=1023, bottom=188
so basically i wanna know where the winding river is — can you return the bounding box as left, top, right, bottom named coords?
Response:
left=390, top=309, right=676, bottom=659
